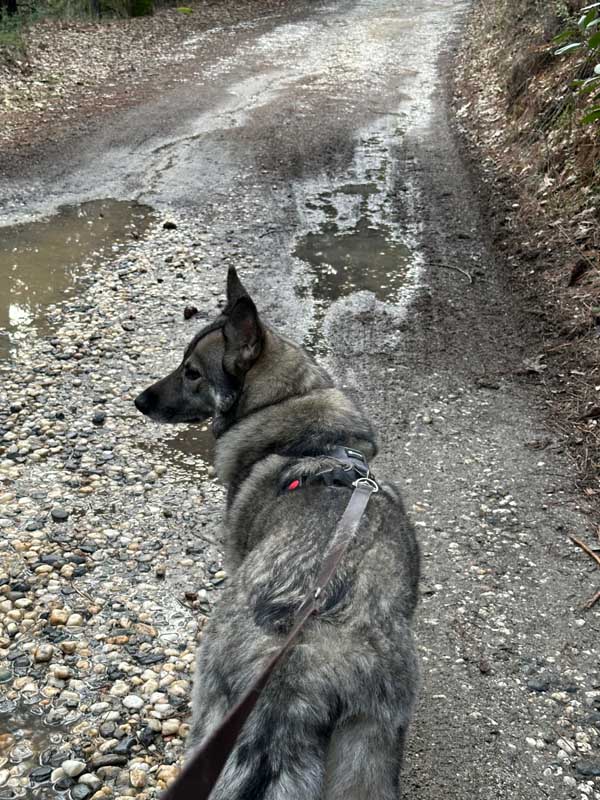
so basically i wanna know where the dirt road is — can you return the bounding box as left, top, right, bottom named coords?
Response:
left=0, top=0, right=599, bottom=798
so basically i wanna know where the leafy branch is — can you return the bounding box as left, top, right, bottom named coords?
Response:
left=555, top=1, right=600, bottom=124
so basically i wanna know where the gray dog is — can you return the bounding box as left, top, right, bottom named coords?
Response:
left=135, top=268, right=420, bottom=800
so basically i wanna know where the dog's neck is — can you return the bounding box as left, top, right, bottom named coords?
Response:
left=214, top=387, right=377, bottom=502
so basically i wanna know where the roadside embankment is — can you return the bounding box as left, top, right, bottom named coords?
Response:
left=454, top=0, right=600, bottom=498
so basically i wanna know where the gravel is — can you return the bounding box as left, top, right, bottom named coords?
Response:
left=0, top=216, right=231, bottom=797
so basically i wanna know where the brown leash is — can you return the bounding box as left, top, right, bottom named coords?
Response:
left=162, top=475, right=379, bottom=800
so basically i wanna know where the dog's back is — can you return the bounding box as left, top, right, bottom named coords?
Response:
left=189, top=389, right=420, bottom=800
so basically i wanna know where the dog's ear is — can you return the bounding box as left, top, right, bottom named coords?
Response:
left=222, top=296, right=263, bottom=376
left=226, top=267, right=250, bottom=308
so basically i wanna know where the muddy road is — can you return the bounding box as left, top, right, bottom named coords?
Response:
left=1, top=0, right=599, bottom=798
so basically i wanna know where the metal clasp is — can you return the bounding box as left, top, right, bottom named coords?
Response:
left=352, top=476, right=379, bottom=493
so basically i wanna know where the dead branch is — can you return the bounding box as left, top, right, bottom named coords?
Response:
left=584, top=588, right=600, bottom=610
left=569, top=534, right=600, bottom=569
left=434, top=262, right=474, bottom=284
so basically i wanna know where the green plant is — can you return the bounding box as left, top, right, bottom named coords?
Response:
left=0, top=28, right=25, bottom=53
left=555, top=2, right=600, bottom=123
left=0, top=12, right=28, bottom=57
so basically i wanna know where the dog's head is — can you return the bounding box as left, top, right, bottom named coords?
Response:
left=134, top=267, right=265, bottom=435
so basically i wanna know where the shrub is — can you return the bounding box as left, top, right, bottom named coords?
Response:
left=555, top=2, right=600, bottom=123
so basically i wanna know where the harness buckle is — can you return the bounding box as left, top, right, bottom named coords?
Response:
left=352, top=476, right=379, bottom=493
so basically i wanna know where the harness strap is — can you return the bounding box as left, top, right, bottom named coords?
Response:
left=162, top=478, right=377, bottom=800
left=283, top=446, right=371, bottom=493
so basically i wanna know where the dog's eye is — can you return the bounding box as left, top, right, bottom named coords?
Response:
left=185, top=366, right=201, bottom=381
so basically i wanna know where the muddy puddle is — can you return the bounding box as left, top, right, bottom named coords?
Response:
left=152, top=425, right=215, bottom=475
left=0, top=199, right=154, bottom=360
left=294, top=182, right=411, bottom=354
left=294, top=215, right=410, bottom=302
left=0, top=701, right=73, bottom=799
left=164, top=425, right=214, bottom=464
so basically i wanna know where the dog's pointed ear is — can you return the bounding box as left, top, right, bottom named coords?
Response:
left=223, top=296, right=263, bottom=376
left=226, top=267, right=250, bottom=308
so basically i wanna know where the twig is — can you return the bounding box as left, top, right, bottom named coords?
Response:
left=569, top=534, right=600, bottom=569
left=70, top=582, right=95, bottom=606
left=584, top=588, right=600, bottom=610
left=190, top=530, right=221, bottom=547
left=434, top=262, right=474, bottom=284
left=175, top=596, right=194, bottom=615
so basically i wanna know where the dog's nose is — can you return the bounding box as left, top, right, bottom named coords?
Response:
left=134, top=390, right=151, bottom=415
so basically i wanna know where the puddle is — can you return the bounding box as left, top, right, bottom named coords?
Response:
left=0, top=701, right=73, bottom=799
left=0, top=199, right=154, bottom=360
left=293, top=182, right=411, bottom=354
left=293, top=124, right=416, bottom=355
left=155, top=425, right=215, bottom=475
left=294, top=215, right=410, bottom=303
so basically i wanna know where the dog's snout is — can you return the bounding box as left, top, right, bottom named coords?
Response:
left=134, top=389, right=154, bottom=416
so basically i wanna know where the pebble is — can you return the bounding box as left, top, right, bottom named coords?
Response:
left=576, top=761, right=600, bottom=777
left=33, top=643, right=54, bottom=662
left=157, top=764, right=179, bottom=786
left=62, top=759, right=86, bottom=777
left=88, top=754, right=128, bottom=770
left=79, top=774, right=102, bottom=791
left=30, top=765, right=53, bottom=782
left=526, top=677, right=550, bottom=693
left=129, top=767, right=147, bottom=788
left=113, top=735, right=136, bottom=755
left=183, top=305, right=199, bottom=320
left=51, top=507, right=70, bottom=522
left=53, top=665, right=72, bottom=680
left=71, top=785, right=93, bottom=800
left=122, top=694, right=144, bottom=710
left=162, top=718, right=181, bottom=736
left=55, top=777, right=76, bottom=791
left=49, top=608, right=69, bottom=625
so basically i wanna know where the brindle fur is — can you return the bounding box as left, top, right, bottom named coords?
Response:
left=135, top=268, right=420, bottom=800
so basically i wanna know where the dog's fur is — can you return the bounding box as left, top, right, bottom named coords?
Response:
left=135, top=268, right=420, bottom=800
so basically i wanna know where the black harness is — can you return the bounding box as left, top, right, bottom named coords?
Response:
left=281, top=446, right=372, bottom=493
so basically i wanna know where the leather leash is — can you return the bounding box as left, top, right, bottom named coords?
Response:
left=162, top=474, right=379, bottom=800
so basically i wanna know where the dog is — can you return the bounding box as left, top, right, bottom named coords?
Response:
left=135, top=267, right=421, bottom=800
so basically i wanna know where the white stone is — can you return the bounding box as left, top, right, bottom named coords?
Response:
left=161, top=718, right=180, bottom=736
left=62, top=760, right=86, bottom=777
left=122, top=694, right=144, bottom=710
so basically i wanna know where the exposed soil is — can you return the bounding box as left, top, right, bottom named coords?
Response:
left=453, top=0, right=600, bottom=500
